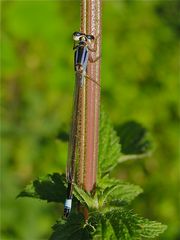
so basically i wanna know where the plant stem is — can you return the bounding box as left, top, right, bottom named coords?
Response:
left=118, top=152, right=152, bottom=163
left=78, top=0, right=102, bottom=193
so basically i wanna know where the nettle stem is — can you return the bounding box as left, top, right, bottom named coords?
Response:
left=78, top=0, right=101, bottom=194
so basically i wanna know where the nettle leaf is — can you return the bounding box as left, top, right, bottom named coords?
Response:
left=139, top=219, right=167, bottom=238
left=98, top=110, right=122, bottom=177
left=71, top=178, right=142, bottom=211
left=106, top=182, right=142, bottom=206
left=50, top=213, right=95, bottom=240
left=106, top=209, right=167, bottom=240
left=97, top=177, right=143, bottom=207
left=18, top=173, right=66, bottom=203
left=88, top=211, right=116, bottom=240
left=99, top=215, right=115, bottom=240
left=106, top=209, right=141, bottom=240
left=115, top=121, right=151, bottom=155
left=73, top=185, right=97, bottom=209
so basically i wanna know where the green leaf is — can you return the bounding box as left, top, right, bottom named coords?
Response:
left=115, top=121, right=151, bottom=155
left=106, top=209, right=167, bottom=239
left=107, top=209, right=140, bottom=239
left=18, top=173, right=66, bottom=203
left=73, top=185, right=97, bottom=209
left=100, top=215, right=115, bottom=240
left=97, top=177, right=143, bottom=207
left=50, top=213, right=94, bottom=240
left=139, top=218, right=167, bottom=238
left=98, top=110, right=122, bottom=177
left=72, top=178, right=142, bottom=211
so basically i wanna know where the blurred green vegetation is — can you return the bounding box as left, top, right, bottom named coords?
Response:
left=1, top=0, right=179, bottom=239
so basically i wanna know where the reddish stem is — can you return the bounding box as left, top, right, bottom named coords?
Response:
left=79, top=0, right=101, bottom=194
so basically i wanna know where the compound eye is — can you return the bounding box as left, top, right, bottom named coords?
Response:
left=73, top=32, right=84, bottom=41
left=86, top=35, right=95, bottom=42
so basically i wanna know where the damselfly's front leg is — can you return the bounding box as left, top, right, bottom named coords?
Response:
left=88, top=33, right=101, bottom=63
left=87, top=34, right=101, bottom=87
left=88, top=54, right=101, bottom=63
left=85, top=74, right=101, bottom=87
left=87, top=33, right=101, bottom=52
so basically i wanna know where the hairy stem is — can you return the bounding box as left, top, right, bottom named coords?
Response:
left=78, top=0, right=102, bottom=194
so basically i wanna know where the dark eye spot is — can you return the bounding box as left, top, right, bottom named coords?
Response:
left=86, top=35, right=94, bottom=40
left=73, top=32, right=81, bottom=37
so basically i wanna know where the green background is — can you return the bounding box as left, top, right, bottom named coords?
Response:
left=1, top=0, right=179, bottom=239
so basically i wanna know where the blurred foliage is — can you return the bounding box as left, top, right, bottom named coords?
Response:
left=115, top=121, right=151, bottom=155
left=1, top=0, right=179, bottom=239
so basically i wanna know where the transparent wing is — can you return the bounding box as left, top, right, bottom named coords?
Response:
left=66, top=72, right=84, bottom=183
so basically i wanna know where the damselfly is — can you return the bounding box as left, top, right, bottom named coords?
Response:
left=64, top=31, right=100, bottom=218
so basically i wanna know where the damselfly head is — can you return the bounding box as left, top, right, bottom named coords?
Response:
left=73, top=32, right=84, bottom=41
left=73, top=32, right=95, bottom=43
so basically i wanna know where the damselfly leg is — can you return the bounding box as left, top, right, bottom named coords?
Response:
left=87, top=32, right=101, bottom=52
left=85, top=74, right=101, bottom=87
